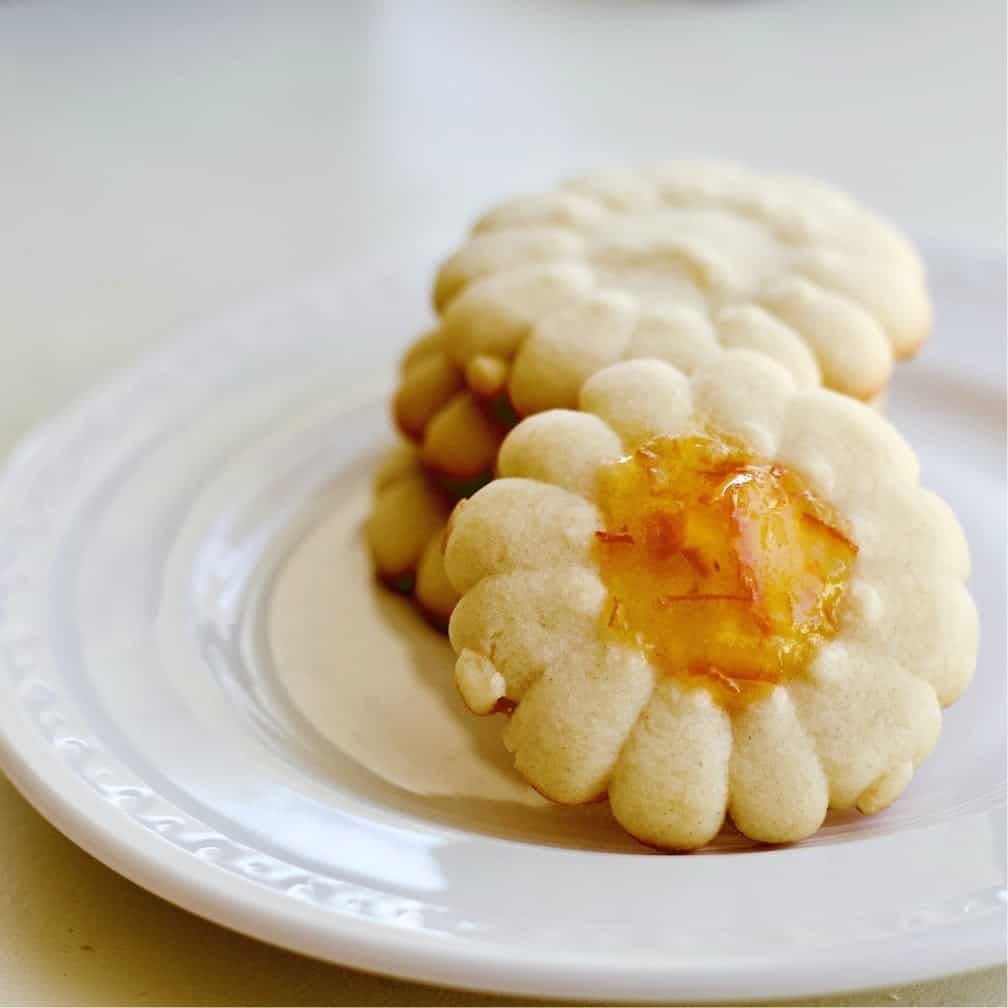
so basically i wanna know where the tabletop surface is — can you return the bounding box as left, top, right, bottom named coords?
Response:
left=2, top=2, right=1005, bottom=1004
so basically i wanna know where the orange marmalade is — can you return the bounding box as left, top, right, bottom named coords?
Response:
left=594, top=434, right=858, bottom=705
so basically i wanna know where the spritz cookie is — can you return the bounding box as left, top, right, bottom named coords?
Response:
left=442, top=353, right=975, bottom=849
left=402, top=162, right=929, bottom=478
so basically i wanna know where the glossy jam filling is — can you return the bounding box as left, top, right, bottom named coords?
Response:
left=594, top=434, right=858, bottom=704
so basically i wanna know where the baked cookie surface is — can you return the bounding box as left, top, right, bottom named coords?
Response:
left=394, top=328, right=513, bottom=480
left=367, top=443, right=460, bottom=628
left=399, top=163, right=930, bottom=478
left=443, top=354, right=976, bottom=850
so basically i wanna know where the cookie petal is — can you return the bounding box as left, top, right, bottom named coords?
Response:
left=420, top=392, right=506, bottom=478
left=579, top=359, right=692, bottom=448
left=852, top=481, right=972, bottom=581
left=791, top=247, right=930, bottom=359
left=497, top=410, right=623, bottom=497
left=715, top=303, right=821, bottom=388
left=415, top=523, right=460, bottom=628
left=728, top=688, right=829, bottom=843
left=867, top=576, right=979, bottom=707
left=434, top=227, right=585, bottom=311
left=440, top=262, right=596, bottom=369
left=855, top=760, right=915, bottom=814
left=400, top=328, right=446, bottom=372
left=608, top=679, right=732, bottom=850
left=690, top=349, right=795, bottom=457
left=394, top=350, right=464, bottom=440
left=443, top=478, right=601, bottom=593
left=502, top=643, right=654, bottom=803
left=367, top=472, right=449, bottom=581
left=449, top=566, right=606, bottom=701
left=777, top=389, right=919, bottom=511
left=625, top=307, right=721, bottom=376
left=790, top=642, right=942, bottom=809
left=509, top=291, right=638, bottom=414
left=759, top=277, right=892, bottom=400
left=372, top=442, right=421, bottom=493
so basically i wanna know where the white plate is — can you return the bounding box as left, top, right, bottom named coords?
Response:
left=0, top=248, right=1004, bottom=1002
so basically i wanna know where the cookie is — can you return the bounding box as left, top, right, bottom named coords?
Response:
left=367, top=444, right=460, bottom=628
left=393, top=330, right=512, bottom=480
left=400, top=162, right=930, bottom=478
left=442, top=354, right=976, bottom=850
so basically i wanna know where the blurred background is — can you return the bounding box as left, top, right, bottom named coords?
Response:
left=2, top=1, right=1004, bottom=460
left=1, top=1, right=1005, bottom=1004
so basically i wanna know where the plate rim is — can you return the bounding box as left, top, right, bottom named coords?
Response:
left=2, top=715, right=1002, bottom=1002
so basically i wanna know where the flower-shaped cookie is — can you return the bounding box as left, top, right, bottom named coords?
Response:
left=398, top=162, right=930, bottom=479
left=367, top=444, right=460, bottom=627
left=442, top=354, right=976, bottom=849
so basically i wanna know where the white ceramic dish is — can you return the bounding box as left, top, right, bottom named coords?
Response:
left=0, top=248, right=1004, bottom=1002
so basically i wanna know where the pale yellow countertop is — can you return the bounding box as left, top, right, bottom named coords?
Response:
left=1, top=2, right=1004, bottom=1004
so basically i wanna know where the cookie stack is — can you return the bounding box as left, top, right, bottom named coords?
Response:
left=367, top=161, right=977, bottom=849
